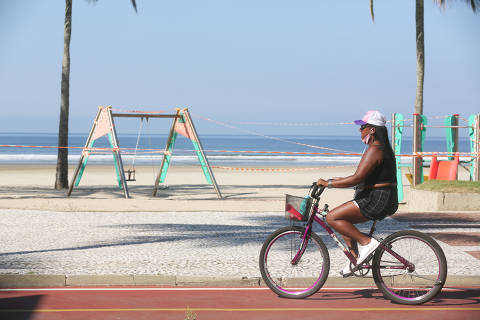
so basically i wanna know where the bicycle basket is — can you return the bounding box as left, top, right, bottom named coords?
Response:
left=285, top=194, right=312, bottom=221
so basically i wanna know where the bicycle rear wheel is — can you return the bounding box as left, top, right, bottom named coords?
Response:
left=259, top=226, right=330, bottom=299
left=372, top=230, right=447, bottom=305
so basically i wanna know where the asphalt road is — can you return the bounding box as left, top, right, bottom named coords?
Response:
left=1, top=286, right=479, bottom=320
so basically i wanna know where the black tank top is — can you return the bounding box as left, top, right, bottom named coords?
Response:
left=364, top=144, right=397, bottom=185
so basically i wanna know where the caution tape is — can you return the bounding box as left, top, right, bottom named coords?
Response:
left=0, top=144, right=167, bottom=153
left=221, top=120, right=355, bottom=126
left=209, top=165, right=352, bottom=172
left=0, top=144, right=88, bottom=150
left=190, top=113, right=356, bottom=153
left=1, top=144, right=478, bottom=157
left=204, top=149, right=361, bottom=156
left=410, top=152, right=479, bottom=157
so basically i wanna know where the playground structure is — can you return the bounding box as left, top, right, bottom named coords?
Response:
left=67, top=106, right=222, bottom=199
left=55, top=107, right=479, bottom=203
left=391, top=113, right=480, bottom=202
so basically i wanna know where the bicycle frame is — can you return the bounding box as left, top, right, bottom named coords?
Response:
left=292, top=200, right=414, bottom=272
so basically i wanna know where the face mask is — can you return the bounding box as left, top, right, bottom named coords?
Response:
left=362, top=133, right=372, bottom=145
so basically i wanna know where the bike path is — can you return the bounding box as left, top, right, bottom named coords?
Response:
left=1, top=286, right=479, bottom=320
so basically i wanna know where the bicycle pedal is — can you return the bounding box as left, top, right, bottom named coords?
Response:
left=353, top=266, right=370, bottom=277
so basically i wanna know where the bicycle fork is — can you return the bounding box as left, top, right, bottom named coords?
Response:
left=290, top=224, right=311, bottom=265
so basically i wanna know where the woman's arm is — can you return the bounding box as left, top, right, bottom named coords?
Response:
left=317, top=145, right=383, bottom=188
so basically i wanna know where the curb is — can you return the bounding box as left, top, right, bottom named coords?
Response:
left=1, top=275, right=479, bottom=288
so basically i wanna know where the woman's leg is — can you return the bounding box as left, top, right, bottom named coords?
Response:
left=326, top=201, right=370, bottom=246
left=343, top=235, right=358, bottom=259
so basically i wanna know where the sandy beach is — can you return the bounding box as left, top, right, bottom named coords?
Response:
left=0, top=162, right=473, bottom=212
left=0, top=164, right=389, bottom=212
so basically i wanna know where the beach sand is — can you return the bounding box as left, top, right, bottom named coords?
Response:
left=0, top=163, right=420, bottom=212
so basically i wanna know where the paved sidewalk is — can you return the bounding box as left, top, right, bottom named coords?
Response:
left=0, top=209, right=479, bottom=287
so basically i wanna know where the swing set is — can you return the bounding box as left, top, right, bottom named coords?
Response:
left=67, top=106, right=222, bottom=199
left=123, top=115, right=144, bottom=182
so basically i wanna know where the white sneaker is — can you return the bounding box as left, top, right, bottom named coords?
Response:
left=339, top=260, right=353, bottom=277
left=356, top=238, right=380, bottom=266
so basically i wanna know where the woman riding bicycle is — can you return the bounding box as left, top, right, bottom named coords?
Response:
left=316, top=110, right=398, bottom=277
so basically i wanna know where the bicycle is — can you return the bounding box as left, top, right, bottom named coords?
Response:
left=259, top=183, right=447, bottom=305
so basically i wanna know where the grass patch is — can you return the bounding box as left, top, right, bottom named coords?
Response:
left=415, top=180, right=480, bottom=193
left=185, top=306, right=197, bottom=320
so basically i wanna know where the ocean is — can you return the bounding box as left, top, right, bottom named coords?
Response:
left=0, top=133, right=473, bottom=167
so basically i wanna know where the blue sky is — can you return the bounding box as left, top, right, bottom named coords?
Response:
left=1, top=0, right=479, bottom=137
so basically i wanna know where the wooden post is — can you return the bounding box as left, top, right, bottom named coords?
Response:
left=453, top=114, right=459, bottom=155
left=68, top=106, right=130, bottom=198
left=183, top=108, right=223, bottom=199
left=445, top=114, right=459, bottom=160
left=474, top=114, right=480, bottom=182
left=391, top=113, right=396, bottom=154
left=412, top=113, right=422, bottom=187
left=152, top=109, right=181, bottom=197
left=67, top=107, right=103, bottom=196
left=107, top=107, right=130, bottom=199
left=452, top=114, right=459, bottom=179
left=451, top=113, right=460, bottom=180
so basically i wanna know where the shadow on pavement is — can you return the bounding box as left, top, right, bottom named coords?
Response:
left=428, top=289, right=480, bottom=306
left=308, top=289, right=383, bottom=301
left=0, top=294, right=43, bottom=320
left=307, top=288, right=480, bottom=306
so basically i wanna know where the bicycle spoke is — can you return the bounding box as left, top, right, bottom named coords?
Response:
left=260, top=226, right=329, bottom=299
left=406, top=273, right=438, bottom=282
left=373, top=231, right=447, bottom=305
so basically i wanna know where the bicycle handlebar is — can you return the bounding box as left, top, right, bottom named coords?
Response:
left=310, top=182, right=325, bottom=199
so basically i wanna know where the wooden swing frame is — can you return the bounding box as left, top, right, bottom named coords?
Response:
left=67, top=106, right=222, bottom=199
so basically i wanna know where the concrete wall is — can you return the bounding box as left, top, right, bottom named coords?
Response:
left=406, top=189, right=480, bottom=211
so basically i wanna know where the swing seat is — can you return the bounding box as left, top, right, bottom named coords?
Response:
left=125, top=169, right=136, bottom=182
left=428, top=153, right=459, bottom=181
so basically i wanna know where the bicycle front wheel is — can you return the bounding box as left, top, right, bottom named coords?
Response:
left=259, top=226, right=330, bottom=299
left=372, top=230, right=447, bottom=305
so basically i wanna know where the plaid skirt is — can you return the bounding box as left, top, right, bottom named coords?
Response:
left=354, top=186, right=398, bottom=220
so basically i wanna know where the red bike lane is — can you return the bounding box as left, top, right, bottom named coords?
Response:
left=1, top=286, right=479, bottom=320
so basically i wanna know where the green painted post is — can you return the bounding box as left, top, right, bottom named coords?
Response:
left=468, top=115, right=476, bottom=180
left=176, top=112, right=214, bottom=184
left=393, top=113, right=427, bottom=199
left=180, top=111, right=214, bottom=185
left=393, top=113, right=405, bottom=202
left=418, top=115, right=428, bottom=184
left=191, top=139, right=213, bottom=184
left=75, top=139, right=95, bottom=187
left=182, top=109, right=222, bottom=198
left=108, top=132, right=122, bottom=189
left=445, top=115, right=455, bottom=160
left=445, top=114, right=458, bottom=161
left=159, top=132, right=178, bottom=184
